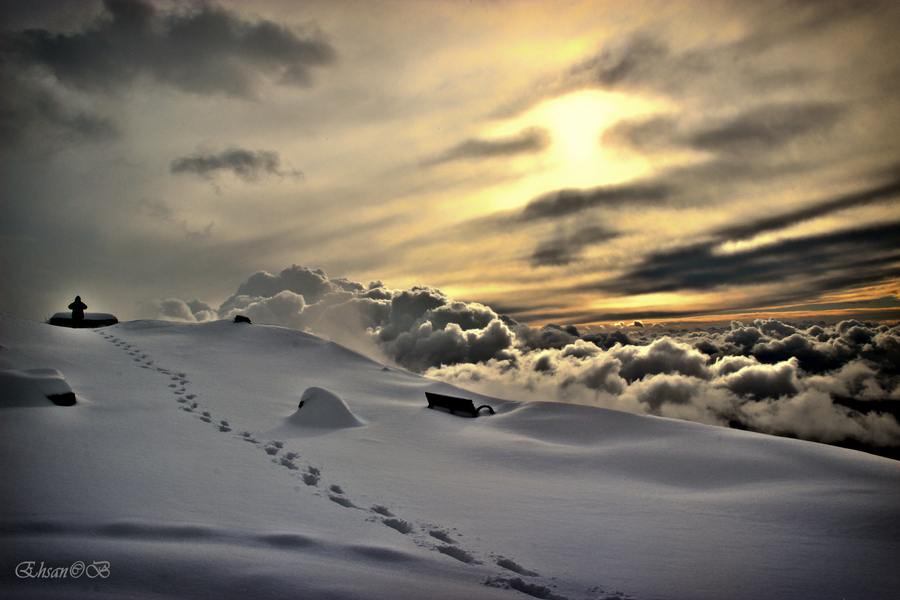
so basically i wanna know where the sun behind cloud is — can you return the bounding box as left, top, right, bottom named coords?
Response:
left=476, top=89, right=666, bottom=213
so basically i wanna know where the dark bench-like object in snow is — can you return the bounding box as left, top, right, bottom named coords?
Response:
left=48, top=312, right=118, bottom=328
left=233, top=315, right=252, bottom=324
left=426, top=392, right=494, bottom=417
left=47, top=392, right=77, bottom=406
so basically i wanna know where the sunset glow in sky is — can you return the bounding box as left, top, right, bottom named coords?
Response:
left=2, top=0, right=899, bottom=326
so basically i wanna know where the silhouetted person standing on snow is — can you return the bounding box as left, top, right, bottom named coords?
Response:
left=68, top=296, right=87, bottom=326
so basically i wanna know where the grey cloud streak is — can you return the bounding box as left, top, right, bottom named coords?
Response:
left=587, top=220, right=900, bottom=296
left=714, top=176, right=900, bottom=241
left=530, top=225, right=620, bottom=267
left=518, top=183, right=673, bottom=222
left=604, top=101, right=845, bottom=157
left=170, top=148, right=302, bottom=182
left=423, top=127, right=549, bottom=166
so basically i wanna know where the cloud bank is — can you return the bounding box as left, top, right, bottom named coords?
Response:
left=4, top=0, right=335, bottom=97
left=149, top=265, right=900, bottom=455
left=0, top=0, right=335, bottom=144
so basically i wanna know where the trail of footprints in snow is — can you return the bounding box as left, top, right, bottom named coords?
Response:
left=93, top=328, right=631, bottom=600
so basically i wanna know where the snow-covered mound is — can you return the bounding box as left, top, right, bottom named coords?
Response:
left=282, top=386, right=366, bottom=430
left=0, top=368, right=75, bottom=407
left=0, top=315, right=898, bottom=600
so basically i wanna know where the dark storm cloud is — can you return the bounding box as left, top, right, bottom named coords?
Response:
left=423, top=128, right=549, bottom=166
left=530, top=225, right=620, bottom=266
left=3, top=0, right=335, bottom=97
left=170, top=148, right=301, bottom=182
left=591, top=221, right=900, bottom=295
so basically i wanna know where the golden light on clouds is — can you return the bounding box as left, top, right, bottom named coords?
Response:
left=1, top=0, right=897, bottom=326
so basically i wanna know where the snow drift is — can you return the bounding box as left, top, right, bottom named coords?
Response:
left=1, top=315, right=898, bottom=600
left=280, top=386, right=365, bottom=430
left=0, top=368, right=75, bottom=407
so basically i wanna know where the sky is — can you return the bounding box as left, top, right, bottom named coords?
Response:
left=2, top=0, right=899, bottom=327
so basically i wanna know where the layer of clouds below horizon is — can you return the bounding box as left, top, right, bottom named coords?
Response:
left=147, top=265, right=900, bottom=450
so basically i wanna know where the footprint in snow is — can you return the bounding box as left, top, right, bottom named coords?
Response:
left=264, top=444, right=281, bottom=456
left=277, top=456, right=299, bottom=470
left=301, top=466, right=320, bottom=487
left=329, top=495, right=357, bottom=508
left=429, top=529, right=456, bottom=544
left=218, top=420, right=231, bottom=432
left=274, top=451, right=300, bottom=470
left=370, top=505, right=393, bottom=517
left=382, top=518, right=415, bottom=534
left=484, top=577, right=567, bottom=600
left=496, top=557, right=539, bottom=577
left=329, top=484, right=344, bottom=495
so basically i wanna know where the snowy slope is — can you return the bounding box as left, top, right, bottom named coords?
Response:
left=1, top=316, right=899, bottom=600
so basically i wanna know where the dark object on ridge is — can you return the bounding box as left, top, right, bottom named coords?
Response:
left=234, top=315, right=252, bottom=324
left=68, top=295, right=87, bottom=322
left=425, top=392, right=494, bottom=417
left=48, top=312, right=118, bottom=328
left=47, top=392, right=77, bottom=406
